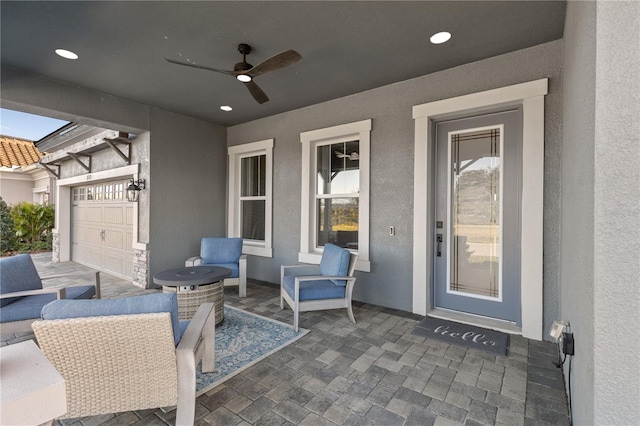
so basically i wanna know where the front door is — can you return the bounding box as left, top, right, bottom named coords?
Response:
left=434, top=110, right=521, bottom=324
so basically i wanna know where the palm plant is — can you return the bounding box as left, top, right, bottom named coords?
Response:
left=10, top=202, right=55, bottom=245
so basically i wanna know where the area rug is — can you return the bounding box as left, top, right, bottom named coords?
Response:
left=195, top=305, right=308, bottom=396
left=412, top=316, right=509, bottom=355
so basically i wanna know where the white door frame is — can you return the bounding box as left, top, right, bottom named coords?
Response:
left=412, top=79, right=547, bottom=340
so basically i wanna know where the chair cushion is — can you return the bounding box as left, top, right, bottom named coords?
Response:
left=0, top=254, right=43, bottom=307
left=319, top=243, right=351, bottom=286
left=283, top=275, right=346, bottom=301
left=201, top=238, right=243, bottom=265
left=41, top=293, right=182, bottom=346
left=0, top=285, right=95, bottom=323
left=200, top=262, right=238, bottom=278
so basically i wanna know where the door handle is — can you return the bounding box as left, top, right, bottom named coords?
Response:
left=100, top=230, right=105, bottom=242
left=436, top=234, right=443, bottom=257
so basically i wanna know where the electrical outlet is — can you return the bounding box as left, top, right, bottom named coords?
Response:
left=562, top=332, right=575, bottom=355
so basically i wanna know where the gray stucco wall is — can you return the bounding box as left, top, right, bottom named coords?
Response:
left=228, top=40, right=563, bottom=318
left=592, top=1, right=640, bottom=423
left=561, top=2, right=596, bottom=422
left=562, top=1, right=640, bottom=424
left=148, top=108, right=227, bottom=279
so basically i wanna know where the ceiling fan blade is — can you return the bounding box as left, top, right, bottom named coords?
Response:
left=165, top=58, right=235, bottom=76
left=248, top=50, right=302, bottom=78
left=244, top=80, right=269, bottom=104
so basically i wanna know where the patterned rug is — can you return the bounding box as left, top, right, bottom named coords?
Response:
left=195, top=305, right=308, bottom=396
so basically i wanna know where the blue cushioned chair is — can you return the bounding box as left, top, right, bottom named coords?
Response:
left=185, top=237, right=247, bottom=297
left=32, top=293, right=216, bottom=425
left=0, top=253, right=100, bottom=334
left=280, top=243, right=358, bottom=331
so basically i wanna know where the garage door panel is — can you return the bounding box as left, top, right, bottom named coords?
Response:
left=86, top=207, right=103, bottom=223
left=104, top=230, right=124, bottom=250
left=84, top=249, right=102, bottom=269
left=104, top=207, right=124, bottom=225
left=124, top=258, right=133, bottom=279
left=103, top=253, right=124, bottom=276
left=73, top=225, right=86, bottom=242
left=125, top=206, right=134, bottom=226
left=86, top=227, right=104, bottom=245
left=73, top=205, right=85, bottom=221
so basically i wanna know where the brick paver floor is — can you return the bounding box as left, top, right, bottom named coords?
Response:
left=1, top=253, right=570, bottom=425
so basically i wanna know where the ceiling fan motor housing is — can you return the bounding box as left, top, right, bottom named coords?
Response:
left=237, top=43, right=252, bottom=55
left=234, top=61, right=253, bottom=73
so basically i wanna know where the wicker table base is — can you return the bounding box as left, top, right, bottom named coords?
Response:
left=163, top=281, right=224, bottom=324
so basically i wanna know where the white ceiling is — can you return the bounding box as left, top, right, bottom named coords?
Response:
left=1, top=1, right=566, bottom=127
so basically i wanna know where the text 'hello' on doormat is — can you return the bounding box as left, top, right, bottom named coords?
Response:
left=413, top=316, right=509, bottom=355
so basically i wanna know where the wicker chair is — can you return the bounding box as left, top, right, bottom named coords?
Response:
left=31, top=293, right=215, bottom=425
left=280, top=243, right=358, bottom=332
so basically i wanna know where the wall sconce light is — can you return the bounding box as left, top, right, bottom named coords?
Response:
left=126, top=179, right=145, bottom=202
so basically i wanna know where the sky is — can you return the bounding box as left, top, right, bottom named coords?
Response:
left=0, top=108, right=69, bottom=141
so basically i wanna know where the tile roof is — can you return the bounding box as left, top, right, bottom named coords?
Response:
left=0, top=135, right=43, bottom=167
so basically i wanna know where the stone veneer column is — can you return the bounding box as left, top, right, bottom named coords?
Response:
left=132, top=248, right=150, bottom=288
left=51, top=231, right=60, bottom=263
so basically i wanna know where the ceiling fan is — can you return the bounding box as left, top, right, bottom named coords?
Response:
left=166, top=43, right=301, bottom=104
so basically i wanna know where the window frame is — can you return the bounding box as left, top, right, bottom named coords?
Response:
left=228, top=139, right=274, bottom=257
left=300, top=119, right=371, bottom=272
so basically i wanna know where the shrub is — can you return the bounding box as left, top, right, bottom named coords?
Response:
left=0, top=197, right=15, bottom=252
left=10, top=202, right=55, bottom=246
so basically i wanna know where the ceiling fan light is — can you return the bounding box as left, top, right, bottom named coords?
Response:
left=55, top=48, right=78, bottom=59
left=236, top=74, right=252, bottom=83
left=430, top=31, right=451, bottom=44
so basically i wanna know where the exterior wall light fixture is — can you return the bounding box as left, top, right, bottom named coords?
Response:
left=126, top=179, right=146, bottom=202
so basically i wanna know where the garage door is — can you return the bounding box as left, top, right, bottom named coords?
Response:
left=71, top=180, right=134, bottom=279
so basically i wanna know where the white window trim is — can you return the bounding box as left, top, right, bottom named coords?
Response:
left=300, top=119, right=371, bottom=272
left=228, top=139, right=273, bottom=257
left=412, top=78, right=547, bottom=340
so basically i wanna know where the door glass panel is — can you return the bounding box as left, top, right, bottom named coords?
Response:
left=450, top=128, right=501, bottom=298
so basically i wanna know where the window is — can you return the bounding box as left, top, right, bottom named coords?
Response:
left=300, top=119, right=371, bottom=271
left=228, top=139, right=273, bottom=257
left=71, top=181, right=126, bottom=203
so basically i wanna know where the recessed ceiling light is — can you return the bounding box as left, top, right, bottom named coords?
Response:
left=220, top=106, right=233, bottom=112
left=430, top=32, right=451, bottom=45
left=236, top=74, right=252, bottom=83
left=55, top=49, right=78, bottom=60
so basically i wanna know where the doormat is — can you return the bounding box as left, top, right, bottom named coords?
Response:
left=412, top=316, right=509, bottom=355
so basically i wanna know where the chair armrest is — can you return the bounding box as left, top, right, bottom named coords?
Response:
left=281, top=264, right=321, bottom=277
left=0, top=287, right=67, bottom=299
left=40, top=271, right=101, bottom=299
left=177, top=302, right=216, bottom=372
left=297, top=275, right=356, bottom=282
left=175, top=303, right=215, bottom=425
left=185, top=256, right=202, bottom=267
